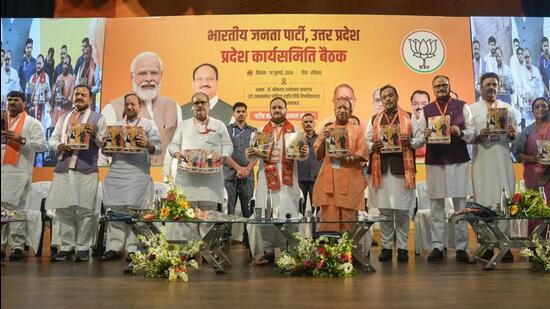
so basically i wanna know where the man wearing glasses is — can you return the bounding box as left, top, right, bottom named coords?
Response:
left=418, top=75, right=476, bottom=263
left=1, top=51, right=21, bottom=107
left=180, top=63, right=233, bottom=124
left=168, top=92, right=232, bottom=213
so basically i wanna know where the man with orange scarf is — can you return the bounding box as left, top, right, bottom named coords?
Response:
left=1, top=91, right=46, bottom=261
left=366, top=85, right=423, bottom=263
left=313, top=98, right=369, bottom=233
left=246, top=97, right=309, bottom=265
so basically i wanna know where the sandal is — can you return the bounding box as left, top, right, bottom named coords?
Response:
left=250, top=252, right=275, bottom=266
left=100, top=250, right=121, bottom=261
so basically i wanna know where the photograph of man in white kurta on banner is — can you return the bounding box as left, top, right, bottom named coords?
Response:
left=470, top=17, right=550, bottom=129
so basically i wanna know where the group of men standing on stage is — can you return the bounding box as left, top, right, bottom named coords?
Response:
left=1, top=70, right=522, bottom=265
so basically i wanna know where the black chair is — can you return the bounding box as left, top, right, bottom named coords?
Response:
left=93, top=203, right=107, bottom=257
left=36, top=197, right=53, bottom=257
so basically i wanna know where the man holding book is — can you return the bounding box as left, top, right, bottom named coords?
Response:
left=365, top=85, right=423, bottom=262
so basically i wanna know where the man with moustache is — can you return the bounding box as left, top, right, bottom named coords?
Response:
left=418, top=75, right=476, bottom=262
left=1, top=51, right=21, bottom=106
left=46, top=85, right=106, bottom=262
left=1, top=91, right=46, bottom=261
left=246, top=97, right=309, bottom=265
left=224, top=102, right=256, bottom=218
left=539, top=37, right=550, bottom=95
left=522, top=49, right=545, bottom=101
left=298, top=112, right=321, bottom=215
left=75, top=44, right=98, bottom=110
left=181, top=63, right=233, bottom=124
left=73, top=38, right=89, bottom=76
left=483, top=36, right=498, bottom=74
left=100, top=93, right=161, bottom=261
left=470, top=72, right=517, bottom=262
left=411, top=90, right=430, bottom=161
left=52, top=45, right=73, bottom=84
left=17, top=38, right=36, bottom=93
left=366, top=85, right=423, bottom=262
left=472, top=40, right=485, bottom=99
left=372, top=88, right=384, bottom=115
left=51, top=54, right=75, bottom=129
left=169, top=92, right=232, bottom=213
left=314, top=98, right=368, bottom=232
left=102, top=51, right=180, bottom=166
left=26, top=54, right=51, bottom=127
left=494, top=47, right=515, bottom=104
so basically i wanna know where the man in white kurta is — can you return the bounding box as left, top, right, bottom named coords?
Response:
left=470, top=72, right=516, bottom=262
left=101, top=93, right=161, bottom=261
left=168, top=92, right=232, bottom=240
left=1, top=91, right=46, bottom=260
left=418, top=76, right=476, bottom=262
left=46, top=85, right=106, bottom=262
left=246, top=97, right=308, bottom=263
left=366, top=85, right=424, bottom=263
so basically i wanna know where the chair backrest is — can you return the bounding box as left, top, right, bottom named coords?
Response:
left=27, top=181, right=52, bottom=211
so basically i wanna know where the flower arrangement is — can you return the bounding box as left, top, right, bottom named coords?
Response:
left=130, top=228, right=203, bottom=282
left=520, top=234, right=550, bottom=273
left=143, top=179, right=196, bottom=221
left=276, top=232, right=356, bottom=278
left=508, top=190, right=550, bottom=218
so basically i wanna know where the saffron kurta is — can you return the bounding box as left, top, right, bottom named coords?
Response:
left=313, top=123, right=368, bottom=229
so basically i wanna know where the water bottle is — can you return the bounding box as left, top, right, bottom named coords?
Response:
left=500, top=187, right=509, bottom=216
left=153, top=189, right=162, bottom=213
left=538, top=186, right=547, bottom=204
left=265, top=189, right=273, bottom=220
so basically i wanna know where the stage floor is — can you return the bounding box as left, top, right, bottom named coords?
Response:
left=1, top=244, right=549, bottom=308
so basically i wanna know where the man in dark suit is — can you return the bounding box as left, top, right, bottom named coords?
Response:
left=180, top=63, right=233, bottom=124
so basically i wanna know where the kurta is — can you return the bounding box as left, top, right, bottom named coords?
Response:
left=470, top=99, right=516, bottom=206
left=46, top=108, right=106, bottom=210
left=254, top=122, right=303, bottom=218
left=313, top=123, right=369, bottom=211
left=102, top=118, right=161, bottom=208
left=1, top=114, right=47, bottom=206
left=168, top=117, right=232, bottom=204
left=418, top=102, right=476, bottom=198
left=365, top=112, right=424, bottom=210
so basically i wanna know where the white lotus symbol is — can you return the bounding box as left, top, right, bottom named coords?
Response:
left=409, top=38, right=437, bottom=69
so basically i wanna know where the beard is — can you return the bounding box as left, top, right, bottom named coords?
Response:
left=133, top=81, right=160, bottom=101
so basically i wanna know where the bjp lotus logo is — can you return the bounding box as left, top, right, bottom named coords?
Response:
left=402, top=30, right=446, bottom=74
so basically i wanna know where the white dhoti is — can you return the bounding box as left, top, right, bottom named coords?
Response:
left=46, top=171, right=98, bottom=251
left=368, top=171, right=415, bottom=250
left=426, top=163, right=471, bottom=251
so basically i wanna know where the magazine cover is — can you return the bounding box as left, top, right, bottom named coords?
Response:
left=380, top=124, right=402, bottom=153
left=536, top=140, right=550, bottom=165
left=123, top=126, right=144, bottom=153
left=178, top=149, right=222, bottom=173
left=284, top=132, right=306, bottom=160
left=427, top=115, right=451, bottom=144
left=103, top=125, right=124, bottom=153
left=67, top=123, right=89, bottom=150
left=249, top=131, right=273, bottom=158
left=326, top=127, right=348, bottom=157
left=487, top=108, right=508, bottom=134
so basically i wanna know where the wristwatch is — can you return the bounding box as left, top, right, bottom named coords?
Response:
left=20, top=137, right=27, bottom=145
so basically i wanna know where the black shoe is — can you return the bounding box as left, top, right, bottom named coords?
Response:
left=427, top=248, right=443, bottom=262
left=100, top=250, right=121, bottom=261
left=480, top=249, right=494, bottom=260
left=74, top=250, right=89, bottom=262
left=397, top=249, right=409, bottom=262
left=456, top=250, right=469, bottom=263
left=9, top=248, right=24, bottom=261
left=501, top=250, right=514, bottom=263
left=125, top=252, right=136, bottom=263
left=378, top=248, right=392, bottom=262
left=51, top=250, right=74, bottom=262
left=50, top=246, right=58, bottom=255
